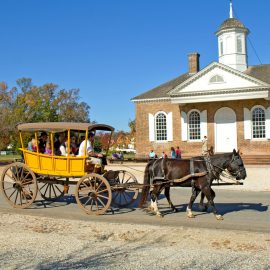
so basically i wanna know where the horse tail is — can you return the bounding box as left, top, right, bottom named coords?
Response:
left=138, top=161, right=153, bottom=208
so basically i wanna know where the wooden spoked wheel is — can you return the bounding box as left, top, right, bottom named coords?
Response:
left=0, top=162, right=37, bottom=208
left=75, top=173, right=112, bottom=215
left=111, top=170, right=139, bottom=207
left=39, top=181, right=65, bottom=201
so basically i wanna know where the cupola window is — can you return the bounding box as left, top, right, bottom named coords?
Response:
left=237, top=36, right=242, bottom=53
left=219, top=40, right=224, bottom=56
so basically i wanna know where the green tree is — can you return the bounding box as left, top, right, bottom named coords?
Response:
left=0, top=78, right=90, bottom=151
left=0, top=82, right=16, bottom=150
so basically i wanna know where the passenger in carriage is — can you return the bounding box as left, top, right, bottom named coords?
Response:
left=70, top=136, right=79, bottom=155
left=78, top=132, right=102, bottom=166
left=28, top=138, right=37, bottom=152
left=38, top=132, right=48, bottom=153
left=45, top=141, right=52, bottom=155
left=54, top=132, right=65, bottom=156
left=59, top=137, right=68, bottom=156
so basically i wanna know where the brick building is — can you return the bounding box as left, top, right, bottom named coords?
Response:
left=132, top=3, right=270, bottom=159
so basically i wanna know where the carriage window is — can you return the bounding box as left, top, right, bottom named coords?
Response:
left=188, top=111, right=201, bottom=140
left=252, top=107, right=265, bottom=138
left=155, top=113, right=167, bottom=141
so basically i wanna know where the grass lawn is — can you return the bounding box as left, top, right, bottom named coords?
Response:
left=0, top=155, right=21, bottom=161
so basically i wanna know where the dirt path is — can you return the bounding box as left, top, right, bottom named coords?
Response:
left=0, top=212, right=269, bottom=269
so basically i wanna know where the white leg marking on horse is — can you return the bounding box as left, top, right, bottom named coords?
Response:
left=215, top=214, right=224, bottom=220
left=149, top=199, right=155, bottom=211
left=186, top=207, right=195, bottom=218
left=153, top=200, right=163, bottom=217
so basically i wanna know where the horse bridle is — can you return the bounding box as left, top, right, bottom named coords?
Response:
left=202, top=153, right=245, bottom=181
left=227, top=154, right=246, bottom=179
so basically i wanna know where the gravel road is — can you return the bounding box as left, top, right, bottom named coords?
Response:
left=0, top=212, right=270, bottom=270
left=0, top=162, right=270, bottom=269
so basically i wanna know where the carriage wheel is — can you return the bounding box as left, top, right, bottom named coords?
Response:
left=39, top=181, right=65, bottom=201
left=75, top=173, right=112, bottom=215
left=0, top=162, right=37, bottom=209
left=111, top=170, right=139, bottom=207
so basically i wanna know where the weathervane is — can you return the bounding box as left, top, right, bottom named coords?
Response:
left=230, top=0, right=233, bottom=18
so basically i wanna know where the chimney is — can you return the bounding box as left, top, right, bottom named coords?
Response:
left=188, top=52, right=200, bottom=74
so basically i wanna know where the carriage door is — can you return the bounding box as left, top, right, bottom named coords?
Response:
left=214, top=107, right=237, bottom=153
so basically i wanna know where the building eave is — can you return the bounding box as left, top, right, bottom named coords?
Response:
left=170, top=86, right=270, bottom=97
left=131, top=97, right=171, bottom=104
left=171, top=87, right=270, bottom=104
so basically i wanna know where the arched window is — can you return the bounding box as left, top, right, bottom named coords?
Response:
left=188, top=111, right=200, bottom=140
left=155, top=113, right=167, bottom=141
left=252, top=107, right=265, bottom=138
left=209, top=75, right=224, bottom=83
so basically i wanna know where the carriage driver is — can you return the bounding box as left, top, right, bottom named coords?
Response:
left=78, top=132, right=103, bottom=166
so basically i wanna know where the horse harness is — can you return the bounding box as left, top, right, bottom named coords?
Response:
left=150, top=158, right=209, bottom=186
left=149, top=153, right=244, bottom=188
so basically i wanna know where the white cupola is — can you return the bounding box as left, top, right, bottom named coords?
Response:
left=215, top=1, right=249, bottom=72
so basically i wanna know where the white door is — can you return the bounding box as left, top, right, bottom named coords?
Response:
left=214, top=107, right=237, bottom=153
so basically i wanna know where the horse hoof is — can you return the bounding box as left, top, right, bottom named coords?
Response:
left=187, top=213, right=195, bottom=218
left=143, top=207, right=153, bottom=213
left=156, top=213, right=164, bottom=218
left=215, top=214, right=224, bottom=220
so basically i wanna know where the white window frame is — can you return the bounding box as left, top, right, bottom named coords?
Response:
left=188, top=110, right=201, bottom=142
left=154, top=111, right=168, bottom=142
left=251, top=105, right=266, bottom=140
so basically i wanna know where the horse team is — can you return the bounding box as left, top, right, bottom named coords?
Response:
left=138, top=149, right=247, bottom=220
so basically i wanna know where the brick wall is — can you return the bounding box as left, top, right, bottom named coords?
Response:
left=135, top=99, right=270, bottom=158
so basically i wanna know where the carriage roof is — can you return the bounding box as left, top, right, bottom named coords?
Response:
left=17, top=122, right=115, bottom=133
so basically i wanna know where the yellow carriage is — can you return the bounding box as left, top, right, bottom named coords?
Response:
left=0, top=122, right=139, bottom=215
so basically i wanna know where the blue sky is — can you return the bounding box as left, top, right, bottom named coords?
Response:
left=1, top=0, right=270, bottom=131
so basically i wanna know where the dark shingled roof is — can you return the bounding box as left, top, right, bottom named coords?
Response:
left=132, top=64, right=270, bottom=101
left=244, top=64, right=270, bottom=84
left=132, top=73, right=191, bottom=100
left=218, top=18, right=247, bottom=32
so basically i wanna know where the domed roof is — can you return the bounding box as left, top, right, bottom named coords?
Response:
left=218, top=18, right=247, bottom=31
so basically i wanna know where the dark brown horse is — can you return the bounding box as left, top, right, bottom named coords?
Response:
left=139, top=150, right=247, bottom=220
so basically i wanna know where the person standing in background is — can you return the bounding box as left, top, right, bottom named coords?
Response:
left=149, top=150, right=156, bottom=159
left=175, top=146, right=182, bottom=159
left=161, top=151, right=167, bottom=158
left=202, top=135, right=208, bottom=156
left=170, top=147, right=176, bottom=159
